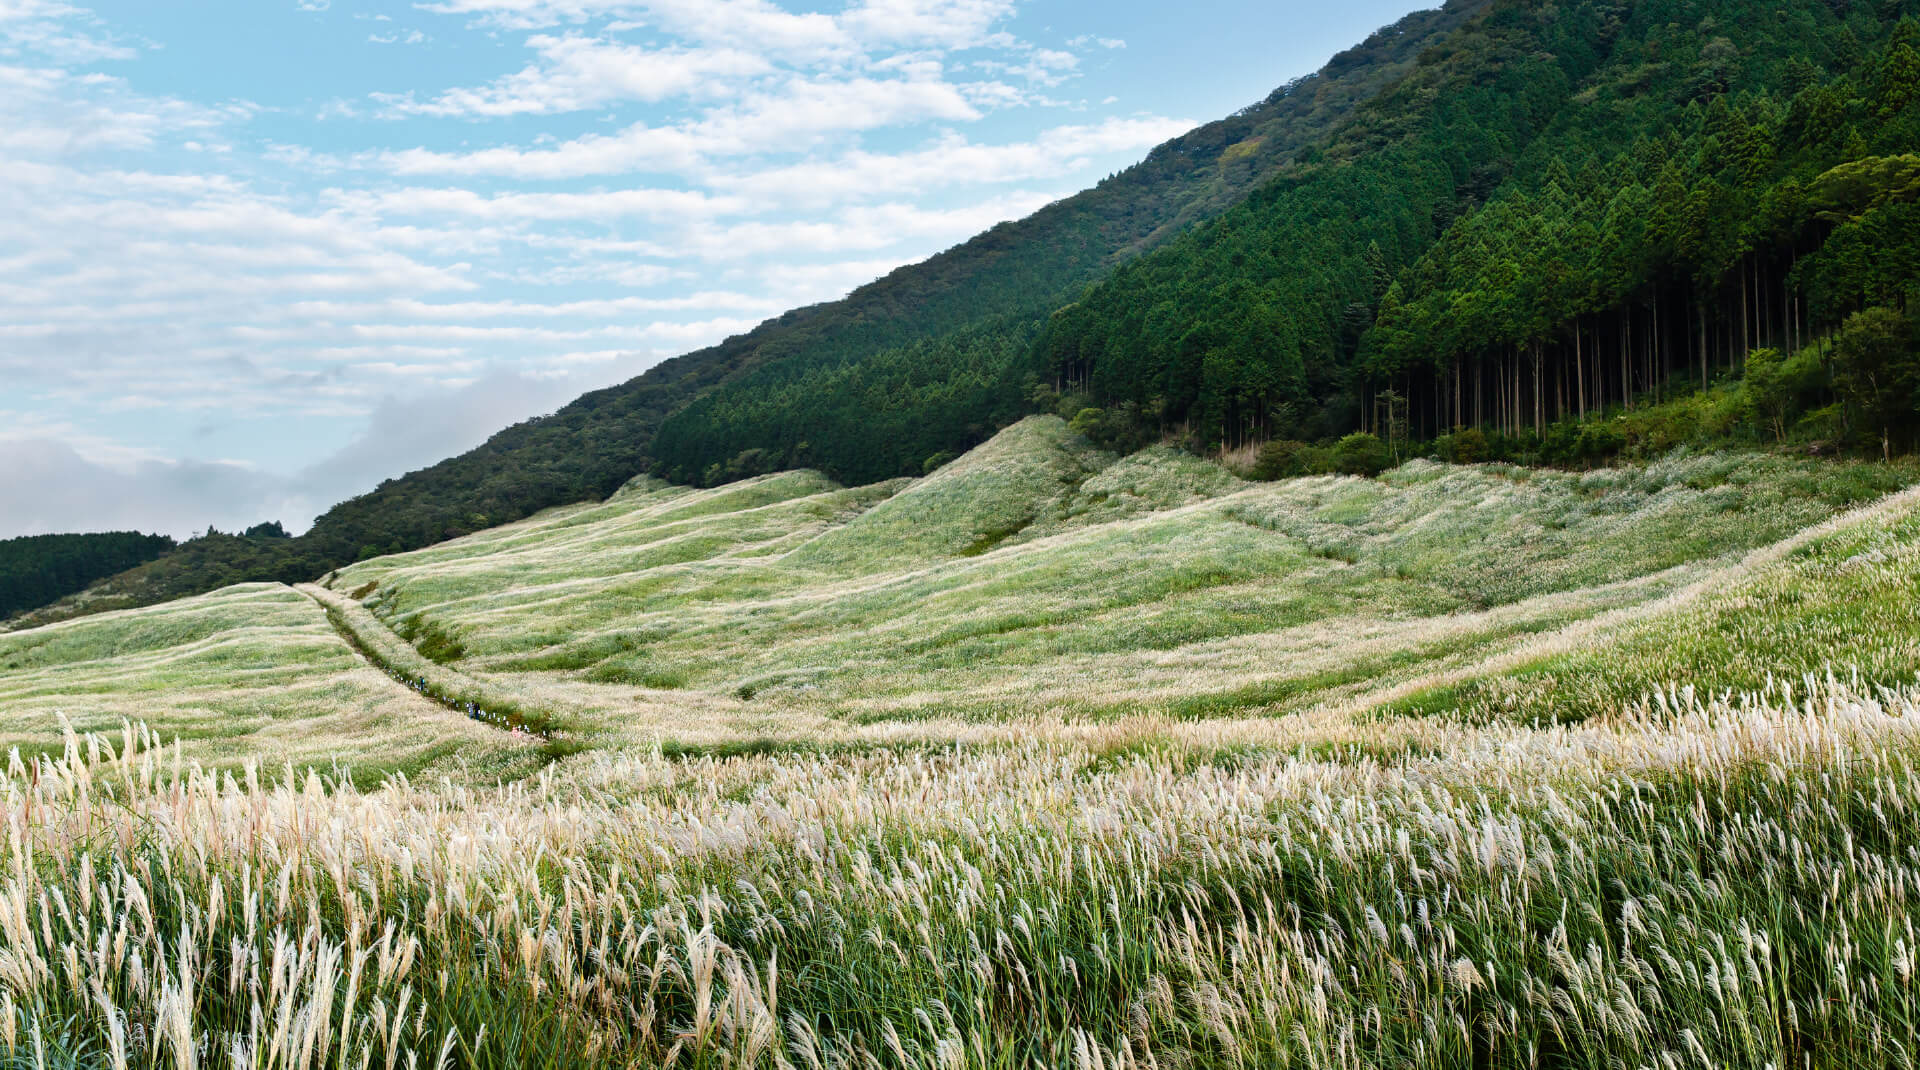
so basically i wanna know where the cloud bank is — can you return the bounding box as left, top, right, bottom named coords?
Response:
left=0, top=0, right=1183, bottom=538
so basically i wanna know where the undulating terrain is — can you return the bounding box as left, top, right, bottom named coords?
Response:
left=5, top=421, right=1920, bottom=1065
left=6, top=0, right=1920, bottom=1065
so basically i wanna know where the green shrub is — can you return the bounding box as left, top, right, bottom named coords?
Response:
left=1252, top=440, right=1312, bottom=480
left=922, top=450, right=958, bottom=475
left=1333, top=433, right=1391, bottom=477
left=1442, top=426, right=1490, bottom=464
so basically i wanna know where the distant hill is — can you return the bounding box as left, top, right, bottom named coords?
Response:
left=0, top=532, right=173, bottom=621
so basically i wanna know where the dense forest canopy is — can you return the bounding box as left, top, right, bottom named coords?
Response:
left=1039, top=0, right=1920, bottom=460
left=0, top=532, right=173, bottom=620
left=14, top=0, right=1920, bottom=626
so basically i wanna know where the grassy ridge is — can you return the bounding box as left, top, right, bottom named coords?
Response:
left=331, top=417, right=1916, bottom=729
left=1380, top=482, right=1920, bottom=725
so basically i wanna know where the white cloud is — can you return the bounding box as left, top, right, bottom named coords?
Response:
left=415, top=0, right=850, bottom=56
left=379, top=73, right=983, bottom=178
left=416, top=0, right=1020, bottom=55
left=331, top=184, right=749, bottom=222
left=0, top=65, right=228, bottom=155
left=0, top=438, right=290, bottom=539
left=0, top=0, right=1184, bottom=537
left=0, top=1, right=84, bottom=17
left=837, top=0, right=1015, bottom=50
left=382, top=34, right=767, bottom=117
left=662, top=191, right=1063, bottom=260
left=0, top=367, right=630, bottom=539
left=0, top=0, right=137, bottom=65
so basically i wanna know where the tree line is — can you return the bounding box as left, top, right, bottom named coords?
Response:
left=0, top=532, right=174, bottom=620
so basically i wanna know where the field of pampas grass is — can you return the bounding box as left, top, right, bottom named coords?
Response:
left=7, top=422, right=1920, bottom=1067
left=319, top=419, right=1917, bottom=729
left=5, top=677, right=1920, bottom=1068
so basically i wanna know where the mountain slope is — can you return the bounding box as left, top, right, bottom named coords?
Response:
left=8, top=0, right=1487, bottom=628
left=1038, top=0, right=1920, bottom=450
left=25, top=0, right=1920, bottom=629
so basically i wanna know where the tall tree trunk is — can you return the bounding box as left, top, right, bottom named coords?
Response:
left=1556, top=342, right=1566, bottom=422
left=1697, top=293, right=1707, bottom=391
left=1653, top=288, right=1663, bottom=403
left=1787, top=249, right=1797, bottom=353
left=1433, top=370, right=1440, bottom=442
left=1512, top=350, right=1520, bottom=436
left=1504, top=352, right=1512, bottom=436
left=1531, top=342, right=1544, bottom=436
left=1622, top=302, right=1632, bottom=412
left=1576, top=317, right=1587, bottom=419
left=1740, top=255, right=1750, bottom=365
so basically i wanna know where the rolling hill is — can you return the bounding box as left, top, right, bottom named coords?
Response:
left=7, top=424, right=1920, bottom=1064
left=13, top=417, right=1912, bottom=761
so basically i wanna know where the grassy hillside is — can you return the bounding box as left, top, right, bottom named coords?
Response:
left=7, top=425, right=1920, bottom=1065
left=0, top=583, right=543, bottom=781
left=322, top=417, right=1913, bottom=732
left=21, top=421, right=1914, bottom=762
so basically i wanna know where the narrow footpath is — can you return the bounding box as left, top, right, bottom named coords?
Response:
left=296, top=583, right=577, bottom=747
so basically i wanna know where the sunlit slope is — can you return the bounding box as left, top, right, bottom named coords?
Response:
left=1374, top=481, right=1920, bottom=725
left=0, top=583, right=539, bottom=778
left=330, top=416, right=1913, bottom=726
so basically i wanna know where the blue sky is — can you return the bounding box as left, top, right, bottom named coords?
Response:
left=0, top=0, right=1433, bottom=538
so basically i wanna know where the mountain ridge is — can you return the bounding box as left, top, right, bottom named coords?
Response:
left=8, top=0, right=1491, bottom=627
left=16, top=0, right=1920, bottom=629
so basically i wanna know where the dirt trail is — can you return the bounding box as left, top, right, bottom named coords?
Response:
left=296, top=583, right=576, bottom=744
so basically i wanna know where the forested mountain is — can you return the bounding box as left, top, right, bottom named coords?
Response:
left=302, top=0, right=1483, bottom=544
left=18, top=0, right=1920, bottom=627
left=0, top=532, right=173, bottom=620
left=656, top=0, right=1920, bottom=482
left=1039, top=0, right=1920, bottom=460
left=9, top=0, right=1486, bottom=625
